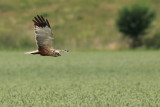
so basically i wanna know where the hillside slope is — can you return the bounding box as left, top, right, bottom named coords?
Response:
left=0, top=0, right=159, bottom=50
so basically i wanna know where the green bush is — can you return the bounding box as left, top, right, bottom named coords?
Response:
left=116, top=4, right=155, bottom=48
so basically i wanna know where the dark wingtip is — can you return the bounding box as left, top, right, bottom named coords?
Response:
left=32, top=15, right=51, bottom=28
left=32, top=19, right=37, bottom=26
left=46, top=19, right=51, bottom=28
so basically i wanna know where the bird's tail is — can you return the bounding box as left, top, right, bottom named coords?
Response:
left=24, top=50, right=39, bottom=54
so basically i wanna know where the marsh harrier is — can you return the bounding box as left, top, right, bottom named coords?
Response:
left=25, top=15, right=69, bottom=57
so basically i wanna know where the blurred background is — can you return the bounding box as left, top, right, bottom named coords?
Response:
left=0, top=0, right=159, bottom=50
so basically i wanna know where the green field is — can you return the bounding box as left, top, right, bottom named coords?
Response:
left=0, top=51, right=160, bottom=106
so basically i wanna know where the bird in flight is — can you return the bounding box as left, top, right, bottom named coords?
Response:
left=25, top=15, right=69, bottom=57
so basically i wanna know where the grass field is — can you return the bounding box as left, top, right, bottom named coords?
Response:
left=0, top=51, right=160, bottom=106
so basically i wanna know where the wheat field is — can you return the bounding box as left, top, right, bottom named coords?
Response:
left=0, top=51, right=159, bottom=106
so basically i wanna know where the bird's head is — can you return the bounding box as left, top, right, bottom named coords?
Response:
left=52, top=50, right=61, bottom=57
left=55, top=52, right=61, bottom=57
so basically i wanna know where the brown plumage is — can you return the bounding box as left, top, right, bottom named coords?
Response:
left=25, top=15, right=69, bottom=57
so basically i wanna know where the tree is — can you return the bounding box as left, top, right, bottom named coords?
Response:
left=116, top=4, right=155, bottom=48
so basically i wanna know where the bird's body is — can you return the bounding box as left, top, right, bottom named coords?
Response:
left=25, top=15, right=69, bottom=57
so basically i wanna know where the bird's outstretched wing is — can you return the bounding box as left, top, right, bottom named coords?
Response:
left=32, top=15, right=54, bottom=50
